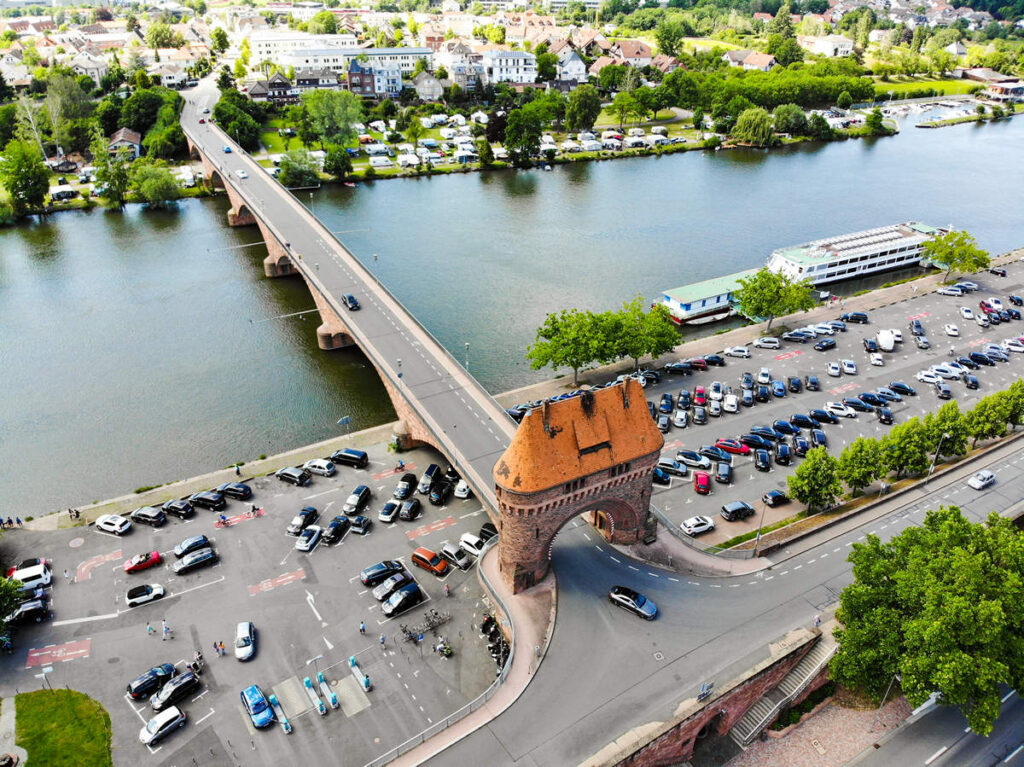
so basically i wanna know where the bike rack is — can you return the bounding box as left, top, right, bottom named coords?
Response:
left=304, top=676, right=327, bottom=716
left=318, top=671, right=340, bottom=708
left=268, top=693, right=293, bottom=734
left=349, top=657, right=373, bottom=692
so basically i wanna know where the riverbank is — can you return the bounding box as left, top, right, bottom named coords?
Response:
left=918, top=109, right=1018, bottom=129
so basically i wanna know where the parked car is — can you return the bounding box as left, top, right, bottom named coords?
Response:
left=915, top=335, right=931, bottom=350
left=96, top=514, right=132, bottom=535
left=125, top=584, right=165, bottom=608
left=763, top=490, right=789, bottom=507
left=753, top=337, right=780, bottom=349
left=286, top=506, right=319, bottom=535
left=714, top=461, right=732, bottom=484
left=378, top=502, right=400, bottom=524
left=399, top=498, right=422, bottom=521
left=130, top=507, right=166, bottom=528
left=714, top=438, right=751, bottom=455
left=808, top=408, right=839, bottom=424
left=877, top=407, right=894, bottom=425
left=783, top=331, right=811, bottom=343
left=162, top=498, right=194, bottom=518
left=775, top=443, right=793, bottom=465
left=721, top=501, right=755, bottom=522
left=216, top=482, right=252, bottom=500
left=968, top=469, right=996, bottom=490
left=382, top=583, right=424, bottom=617
left=372, top=571, right=415, bottom=601
left=889, top=381, right=917, bottom=395
left=693, top=471, right=712, bottom=495
left=295, top=526, right=322, bottom=552
left=657, top=460, right=688, bottom=477
left=151, top=671, right=202, bottom=712
left=724, top=346, right=750, bottom=358
left=682, top=516, right=715, bottom=536
left=810, top=429, right=828, bottom=449
left=127, top=663, right=176, bottom=700
left=441, top=542, right=473, bottom=570
left=814, top=338, right=836, bottom=352
left=275, top=467, right=311, bottom=487
left=676, top=450, right=712, bottom=470
left=234, top=621, right=256, bottom=661
left=840, top=312, right=868, bottom=324
left=240, top=685, right=275, bottom=729
left=827, top=361, right=841, bottom=377
left=459, top=532, right=486, bottom=558
left=124, top=551, right=162, bottom=574
left=359, top=560, right=404, bottom=587
left=303, top=458, right=336, bottom=477
left=343, top=486, right=372, bottom=515
left=805, top=375, right=821, bottom=392
left=791, top=413, right=820, bottom=429
left=842, top=397, right=873, bottom=413
left=139, top=707, right=187, bottom=746
left=411, top=547, right=448, bottom=576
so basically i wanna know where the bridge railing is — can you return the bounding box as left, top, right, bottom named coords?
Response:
left=360, top=535, right=513, bottom=767
left=184, top=119, right=510, bottom=510
left=649, top=503, right=756, bottom=560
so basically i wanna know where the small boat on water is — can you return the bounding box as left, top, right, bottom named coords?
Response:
left=344, top=182, right=356, bottom=187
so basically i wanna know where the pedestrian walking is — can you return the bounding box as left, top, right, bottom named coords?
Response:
left=5, top=518, right=11, bottom=529
left=444, top=583, right=450, bottom=598
left=68, top=508, right=74, bottom=520
left=235, top=464, right=241, bottom=476
left=380, top=633, right=386, bottom=649
left=359, top=621, right=365, bottom=634
left=75, top=509, right=81, bottom=519
left=218, top=641, right=225, bottom=656
left=147, top=623, right=154, bottom=636
left=162, top=619, right=170, bottom=641
left=63, top=569, right=70, bottom=583
left=16, top=518, right=21, bottom=527
left=814, top=614, right=821, bottom=628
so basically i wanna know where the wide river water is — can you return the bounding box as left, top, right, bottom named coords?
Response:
left=2, top=110, right=1022, bottom=515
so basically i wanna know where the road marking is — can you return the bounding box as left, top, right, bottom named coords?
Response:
left=833, top=547, right=841, bottom=552
left=794, top=565, right=803, bottom=570
left=648, top=572, right=659, bottom=578
left=780, top=571, right=789, bottom=576
left=925, top=746, right=948, bottom=765
left=52, top=612, right=118, bottom=627
left=304, top=488, right=340, bottom=500
left=249, top=569, right=305, bottom=596
left=1003, top=690, right=1016, bottom=702
left=76, top=549, right=122, bottom=582
left=407, top=516, right=456, bottom=540
left=708, top=584, right=721, bottom=588
left=582, top=532, right=592, bottom=542
left=1005, top=745, right=1024, bottom=763
left=195, top=709, right=215, bottom=725
left=807, top=559, right=817, bottom=564
left=609, top=556, right=620, bottom=563
left=820, top=553, right=829, bottom=559
left=628, top=565, right=639, bottom=571
left=668, top=577, right=679, bottom=582
left=26, top=639, right=91, bottom=668
left=765, top=576, right=774, bottom=581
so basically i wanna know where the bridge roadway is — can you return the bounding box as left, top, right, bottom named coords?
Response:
left=181, top=84, right=514, bottom=509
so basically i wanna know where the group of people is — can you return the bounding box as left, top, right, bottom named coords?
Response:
left=67, top=508, right=82, bottom=520
left=1, top=518, right=22, bottom=529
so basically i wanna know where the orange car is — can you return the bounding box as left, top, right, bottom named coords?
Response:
left=411, top=547, right=448, bottom=576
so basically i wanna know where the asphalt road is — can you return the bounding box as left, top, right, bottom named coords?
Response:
left=633, top=275, right=1024, bottom=544
left=855, top=692, right=1024, bottom=767
left=181, top=80, right=513, bottom=510
left=0, top=443, right=501, bottom=766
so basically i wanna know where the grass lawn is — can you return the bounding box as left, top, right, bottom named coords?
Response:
left=683, top=35, right=743, bottom=51
left=16, top=690, right=112, bottom=767
left=594, top=108, right=678, bottom=128
left=873, top=77, right=982, bottom=96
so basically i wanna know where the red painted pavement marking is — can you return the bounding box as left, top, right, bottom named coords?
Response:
left=828, top=383, right=860, bottom=395
left=248, top=568, right=305, bottom=597
left=407, top=516, right=456, bottom=540
left=774, top=350, right=803, bottom=361
left=220, top=509, right=264, bottom=526
left=26, top=639, right=91, bottom=669
left=76, top=550, right=122, bottom=582
left=663, top=439, right=683, bottom=451
left=372, top=463, right=418, bottom=481
left=968, top=337, right=991, bottom=348
left=907, top=311, right=930, bottom=320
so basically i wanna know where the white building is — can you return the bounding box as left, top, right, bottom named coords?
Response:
left=249, top=30, right=359, bottom=62
left=69, top=52, right=107, bottom=86
left=556, top=48, right=586, bottom=81
left=281, top=47, right=431, bottom=77
left=481, top=50, right=536, bottom=84
left=798, top=34, right=854, bottom=58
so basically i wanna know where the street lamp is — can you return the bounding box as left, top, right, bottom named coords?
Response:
left=926, top=432, right=951, bottom=483
left=465, top=342, right=470, bottom=371
left=305, top=654, right=324, bottom=675
left=753, top=501, right=770, bottom=557
left=34, top=665, right=54, bottom=690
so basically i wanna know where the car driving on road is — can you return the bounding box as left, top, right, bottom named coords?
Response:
left=608, top=586, right=657, bottom=620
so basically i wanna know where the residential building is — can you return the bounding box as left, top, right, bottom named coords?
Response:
left=798, top=34, right=854, bottom=57
left=149, top=64, right=186, bottom=88
left=743, top=52, right=778, bottom=71
left=985, top=80, right=1024, bottom=102
left=722, top=49, right=753, bottom=68
left=295, top=67, right=338, bottom=90
left=555, top=48, right=586, bottom=81
left=281, top=47, right=431, bottom=77
left=481, top=50, right=537, bottom=84
left=246, top=72, right=299, bottom=105
left=109, top=127, right=142, bottom=158
left=419, top=22, right=445, bottom=51
left=249, top=30, right=359, bottom=62
left=650, top=53, right=681, bottom=74
left=69, top=51, right=107, bottom=85
left=612, top=39, right=652, bottom=68
left=588, top=55, right=627, bottom=78
left=412, top=71, right=444, bottom=101
left=347, top=59, right=375, bottom=96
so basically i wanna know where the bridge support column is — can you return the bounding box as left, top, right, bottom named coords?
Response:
left=256, top=221, right=295, bottom=277
left=308, top=288, right=356, bottom=350
left=380, top=377, right=436, bottom=452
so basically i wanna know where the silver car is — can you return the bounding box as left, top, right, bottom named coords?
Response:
left=608, top=586, right=657, bottom=620
left=234, top=621, right=256, bottom=661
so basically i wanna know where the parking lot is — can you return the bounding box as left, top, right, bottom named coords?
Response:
left=634, top=270, right=1024, bottom=546
left=0, top=443, right=501, bottom=766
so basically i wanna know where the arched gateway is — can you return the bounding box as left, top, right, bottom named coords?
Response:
left=493, top=379, right=664, bottom=593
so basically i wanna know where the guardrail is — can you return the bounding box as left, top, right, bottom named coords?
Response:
left=649, top=504, right=756, bottom=560
left=361, top=536, right=513, bottom=767
left=183, top=116, right=510, bottom=510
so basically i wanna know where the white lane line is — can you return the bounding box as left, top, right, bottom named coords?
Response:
left=687, top=581, right=699, bottom=585
left=1004, top=745, right=1024, bottom=763
left=794, top=565, right=803, bottom=570
left=1003, top=690, right=1017, bottom=702
left=924, top=746, right=948, bottom=765
left=764, top=576, right=774, bottom=581
left=628, top=565, right=639, bottom=571
left=820, top=554, right=829, bottom=559
left=708, top=584, right=721, bottom=589
left=195, top=709, right=215, bottom=725
left=647, top=572, right=659, bottom=578
left=807, top=559, right=817, bottom=564
left=609, top=556, right=620, bottom=563
left=52, top=612, right=119, bottom=627
left=833, top=547, right=841, bottom=552
left=779, top=571, right=789, bottom=576
left=668, top=577, right=679, bottom=582
left=582, top=532, right=592, bottom=541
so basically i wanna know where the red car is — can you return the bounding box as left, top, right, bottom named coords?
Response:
left=714, top=438, right=751, bottom=456
left=198, top=118, right=206, bottom=124
left=6, top=558, right=49, bottom=577
left=685, top=358, right=708, bottom=371
left=693, top=471, right=711, bottom=495
left=693, top=386, right=707, bottom=406
left=123, top=551, right=162, bottom=574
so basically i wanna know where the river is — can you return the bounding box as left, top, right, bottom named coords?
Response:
left=2, top=109, right=1022, bottom=515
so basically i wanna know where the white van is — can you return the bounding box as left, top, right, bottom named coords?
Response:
left=369, top=156, right=393, bottom=168
left=11, top=563, right=52, bottom=592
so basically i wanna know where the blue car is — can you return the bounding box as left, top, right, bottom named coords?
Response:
left=223, top=145, right=232, bottom=153
left=770, top=380, right=787, bottom=398
left=240, top=685, right=275, bottom=729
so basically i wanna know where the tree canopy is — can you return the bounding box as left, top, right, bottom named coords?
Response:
left=832, top=507, right=1024, bottom=736
left=278, top=148, right=320, bottom=187
left=129, top=160, right=179, bottom=208
left=786, top=447, right=842, bottom=511
left=922, top=230, right=991, bottom=282
left=0, top=138, right=49, bottom=216
left=734, top=268, right=816, bottom=329
left=301, top=89, right=363, bottom=147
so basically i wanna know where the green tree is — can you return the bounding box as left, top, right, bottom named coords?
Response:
left=807, top=112, right=834, bottom=140
left=0, top=72, right=14, bottom=103
left=786, top=447, right=842, bottom=511
left=89, top=129, right=131, bottom=208
left=476, top=136, right=494, bottom=167
left=769, top=2, right=795, bottom=38
left=832, top=506, right=1024, bottom=736
left=145, top=22, right=175, bottom=50
left=734, top=268, right=816, bottom=330
left=611, top=90, right=634, bottom=129
left=881, top=417, right=931, bottom=478
left=301, top=88, right=363, bottom=147
left=838, top=437, right=883, bottom=496
left=308, top=10, right=338, bottom=34
left=129, top=160, right=180, bottom=207
left=0, top=577, right=24, bottom=635
left=536, top=52, right=558, bottom=82
left=733, top=107, right=777, bottom=147
left=608, top=295, right=679, bottom=371
left=921, top=400, right=969, bottom=458
left=323, top=146, right=352, bottom=180
left=836, top=91, right=853, bottom=110
left=0, top=138, right=49, bottom=216
left=692, top=108, right=704, bottom=137
left=120, top=88, right=164, bottom=133
left=1004, top=379, right=1024, bottom=430
left=865, top=107, right=887, bottom=135
left=504, top=106, right=542, bottom=167
left=405, top=116, right=425, bottom=147
left=773, top=38, right=805, bottom=67
left=526, top=308, right=605, bottom=385
left=654, top=20, right=686, bottom=58
left=565, top=84, right=602, bottom=132
left=773, top=103, right=808, bottom=135
left=278, top=148, right=320, bottom=187
left=921, top=230, right=990, bottom=282
left=965, top=393, right=1010, bottom=447
left=211, top=27, right=229, bottom=54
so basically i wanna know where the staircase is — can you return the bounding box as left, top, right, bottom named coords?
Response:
left=729, top=638, right=837, bottom=747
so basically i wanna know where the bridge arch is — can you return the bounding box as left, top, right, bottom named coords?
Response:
left=494, top=380, right=663, bottom=593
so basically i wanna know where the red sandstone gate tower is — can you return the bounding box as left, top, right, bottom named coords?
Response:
left=493, top=379, right=664, bottom=593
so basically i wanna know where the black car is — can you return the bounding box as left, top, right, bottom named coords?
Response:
left=151, top=670, right=202, bottom=712
left=1010, top=295, right=1024, bottom=306
left=968, top=352, right=995, bottom=366
left=399, top=498, right=422, bottom=521
left=652, top=467, right=671, bottom=486
left=720, top=501, right=755, bottom=521
left=842, top=397, right=873, bottom=413
left=286, top=506, right=319, bottom=535
left=814, top=338, right=836, bottom=352
left=429, top=480, right=453, bottom=506
left=782, top=331, right=811, bottom=343
left=792, top=436, right=811, bottom=457
left=443, top=466, right=461, bottom=484
left=987, top=349, right=1009, bottom=362
left=507, top=408, right=526, bottom=423
left=763, top=490, right=789, bottom=507
left=704, top=354, right=725, bottom=367
left=664, top=361, right=693, bottom=375
left=382, top=583, right=424, bottom=618
left=772, top=420, right=800, bottom=436
left=840, top=311, right=869, bottom=324
left=162, top=499, right=194, bottom=519
left=751, top=425, right=785, bottom=442
left=275, top=466, right=312, bottom=487
left=360, top=560, right=404, bottom=587
left=172, top=547, right=218, bottom=574
left=647, top=401, right=656, bottom=420
left=343, top=485, right=372, bottom=515
left=393, top=473, right=417, bottom=500
left=6, top=599, right=49, bottom=625
left=692, top=406, right=708, bottom=424
left=127, top=664, right=176, bottom=700
left=791, top=413, right=820, bottom=429
left=330, top=448, right=369, bottom=468
left=955, top=356, right=979, bottom=370
left=909, top=319, right=924, bottom=336
left=805, top=375, right=821, bottom=392
left=863, top=338, right=879, bottom=352
left=810, top=428, right=828, bottom=449
left=964, top=374, right=980, bottom=390
left=989, top=313, right=1002, bottom=325
left=677, top=389, right=692, bottom=408
left=323, top=515, right=351, bottom=544
left=699, top=445, right=732, bottom=465
left=216, top=482, right=252, bottom=500
left=740, top=434, right=774, bottom=451
left=130, top=506, right=166, bottom=528
left=173, top=535, right=209, bottom=558
left=1008, top=309, right=1021, bottom=320
left=858, top=392, right=885, bottom=407
left=741, top=389, right=755, bottom=407
left=889, top=381, right=918, bottom=395
left=775, top=443, right=792, bottom=465
left=637, top=369, right=662, bottom=383
left=788, top=376, right=802, bottom=393
left=876, top=407, right=894, bottom=425
left=189, top=490, right=225, bottom=511
left=755, top=385, right=771, bottom=403
left=999, top=310, right=1012, bottom=322
left=809, top=408, right=839, bottom=425
left=714, top=462, right=732, bottom=484
left=754, top=450, right=772, bottom=472
left=343, top=293, right=360, bottom=310
left=989, top=267, right=1007, bottom=277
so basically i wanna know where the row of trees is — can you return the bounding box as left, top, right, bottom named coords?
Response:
left=526, top=297, right=679, bottom=385
left=786, top=383, right=1024, bottom=511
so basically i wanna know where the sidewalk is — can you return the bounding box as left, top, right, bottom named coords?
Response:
left=0, top=697, right=27, bottom=765
left=387, top=546, right=555, bottom=767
